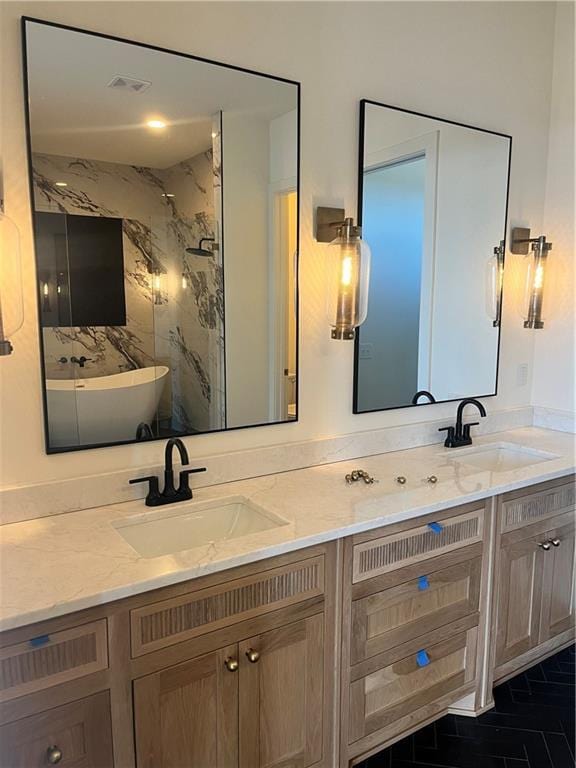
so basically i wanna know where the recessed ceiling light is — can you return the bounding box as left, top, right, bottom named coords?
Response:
left=147, top=119, right=167, bottom=130
left=55, top=181, right=68, bottom=187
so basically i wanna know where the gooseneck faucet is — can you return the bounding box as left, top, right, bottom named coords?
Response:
left=130, top=437, right=206, bottom=506
left=411, top=390, right=436, bottom=405
left=439, top=398, right=487, bottom=448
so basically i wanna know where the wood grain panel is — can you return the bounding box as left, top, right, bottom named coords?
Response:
left=501, top=478, right=575, bottom=533
left=353, top=510, right=483, bottom=583
left=540, top=518, right=575, bottom=643
left=495, top=529, right=545, bottom=667
left=351, top=556, right=481, bottom=663
left=133, top=644, right=238, bottom=768
left=239, top=614, right=324, bottom=768
left=131, top=556, right=325, bottom=656
left=0, top=690, right=113, bottom=767
left=348, top=627, right=477, bottom=744
left=0, top=620, right=108, bottom=703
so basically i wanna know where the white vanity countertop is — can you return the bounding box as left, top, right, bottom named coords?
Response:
left=0, top=427, right=574, bottom=632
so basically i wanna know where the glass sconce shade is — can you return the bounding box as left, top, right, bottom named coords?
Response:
left=0, top=209, right=24, bottom=355
left=325, top=219, right=371, bottom=340
left=486, top=240, right=505, bottom=327
left=523, top=236, right=550, bottom=329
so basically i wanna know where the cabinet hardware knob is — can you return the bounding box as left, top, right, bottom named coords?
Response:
left=538, top=541, right=551, bottom=551
left=395, top=476, right=407, bottom=485
left=224, top=657, right=239, bottom=672
left=427, top=475, right=438, bottom=484
left=245, top=648, right=260, bottom=663
left=551, top=538, right=561, bottom=547
left=47, top=746, right=63, bottom=764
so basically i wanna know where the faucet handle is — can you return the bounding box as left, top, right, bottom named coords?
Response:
left=462, top=422, right=480, bottom=439
left=439, top=426, right=456, bottom=447
left=129, top=475, right=161, bottom=505
left=178, top=467, right=207, bottom=493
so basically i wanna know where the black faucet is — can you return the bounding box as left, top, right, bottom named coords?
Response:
left=411, top=390, right=436, bottom=405
left=71, top=355, right=92, bottom=368
left=439, top=398, right=487, bottom=448
left=129, top=438, right=206, bottom=506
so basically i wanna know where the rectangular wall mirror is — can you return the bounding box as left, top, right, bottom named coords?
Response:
left=354, top=100, right=511, bottom=414
left=23, top=18, right=299, bottom=452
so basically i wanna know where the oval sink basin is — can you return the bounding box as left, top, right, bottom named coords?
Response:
left=443, top=442, right=559, bottom=472
left=113, top=496, right=289, bottom=558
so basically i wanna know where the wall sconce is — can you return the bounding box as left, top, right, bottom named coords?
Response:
left=0, top=197, right=24, bottom=356
left=486, top=240, right=505, bottom=327
left=511, top=227, right=551, bottom=329
left=316, top=207, right=371, bottom=340
left=151, top=269, right=163, bottom=305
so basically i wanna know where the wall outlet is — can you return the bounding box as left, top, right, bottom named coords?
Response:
left=517, top=363, right=529, bottom=387
left=359, top=343, right=373, bottom=360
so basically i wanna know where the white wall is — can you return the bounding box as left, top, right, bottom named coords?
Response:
left=531, top=1, right=575, bottom=414
left=0, top=1, right=560, bottom=487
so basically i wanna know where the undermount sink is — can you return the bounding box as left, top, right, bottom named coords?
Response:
left=443, top=442, right=559, bottom=472
left=113, top=496, right=289, bottom=558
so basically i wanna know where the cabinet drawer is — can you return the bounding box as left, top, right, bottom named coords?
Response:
left=348, top=625, right=477, bottom=744
left=351, top=553, right=481, bottom=664
left=500, top=477, right=575, bottom=533
left=0, top=620, right=108, bottom=703
left=352, top=508, right=483, bottom=583
left=131, top=555, right=325, bottom=656
left=0, top=690, right=113, bottom=767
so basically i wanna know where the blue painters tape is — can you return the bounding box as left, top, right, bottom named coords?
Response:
left=29, top=635, right=50, bottom=648
left=428, top=522, right=443, bottom=534
left=416, top=649, right=430, bottom=668
left=418, top=575, right=429, bottom=591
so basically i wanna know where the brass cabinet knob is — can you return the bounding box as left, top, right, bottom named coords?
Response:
left=245, top=648, right=260, bottom=663
left=46, top=746, right=63, bottom=764
left=224, top=657, right=239, bottom=672
left=396, top=476, right=407, bottom=485
left=551, top=538, right=561, bottom=547
left=538, top=541, right=551, bottom=551
left=427, top=476, right=438, bottom=484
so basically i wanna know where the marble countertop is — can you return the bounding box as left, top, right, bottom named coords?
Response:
left=1, top=427, right=574, bottom=632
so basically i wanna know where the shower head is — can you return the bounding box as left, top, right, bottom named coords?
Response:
left=186, top=238, right=217, bottom=257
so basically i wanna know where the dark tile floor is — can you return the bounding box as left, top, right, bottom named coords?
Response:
left=358, top=645, right=575, bottom=768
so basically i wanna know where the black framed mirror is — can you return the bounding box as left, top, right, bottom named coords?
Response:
left=354, top=100, right=511, bottom=414
left=22, top=18, right=299, bottom=452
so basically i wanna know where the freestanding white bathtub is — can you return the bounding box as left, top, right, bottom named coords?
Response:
left=46, top=366, right=169, bottom=447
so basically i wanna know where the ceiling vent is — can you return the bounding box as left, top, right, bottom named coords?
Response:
left=107, top=75, right=152, bottom=94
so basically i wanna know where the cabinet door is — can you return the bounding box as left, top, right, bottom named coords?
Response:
left=239, top=614, right=324, bottom=768
left=540, top=519, right=575, bottom=642
left=0, top=691, right=113, bottom=768
left=495, top=530, right=546, bottom=667
left=134, top=644, right=238, bottom=768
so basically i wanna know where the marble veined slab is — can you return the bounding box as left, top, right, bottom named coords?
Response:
left=0, top=427, right=573, bottom=632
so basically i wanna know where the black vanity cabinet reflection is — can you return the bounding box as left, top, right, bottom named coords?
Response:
left=35, top=212, right=126, bottom=327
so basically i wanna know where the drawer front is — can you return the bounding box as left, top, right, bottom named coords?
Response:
left=348, top=626, right=477, bottom=744
left=351, top=554, right=482, bottom=664
left=501, top=479, right=575, bottom=533
left=0, top=690, right=113, bottom=767
left=0, top=621, right=108, bottom=703
left=353, top=509, right=483, bottom=583
left=131, top=555, right=325, bottom=656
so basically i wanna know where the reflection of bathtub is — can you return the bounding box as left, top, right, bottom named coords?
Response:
left=46, top=366, right=169, bottom=447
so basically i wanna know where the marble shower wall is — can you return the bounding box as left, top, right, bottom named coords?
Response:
left=33, top=149, right=225, bottom=434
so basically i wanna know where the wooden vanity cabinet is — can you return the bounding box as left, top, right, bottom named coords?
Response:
left=0, top=690, right=114, bottom=768
left=493, top=476, right=575, bottom=682
left=134, top=644, right=239, bottom=768
left=133, top=613, right=326, bottom=768
left=340, top=501, right=489, bottom=767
